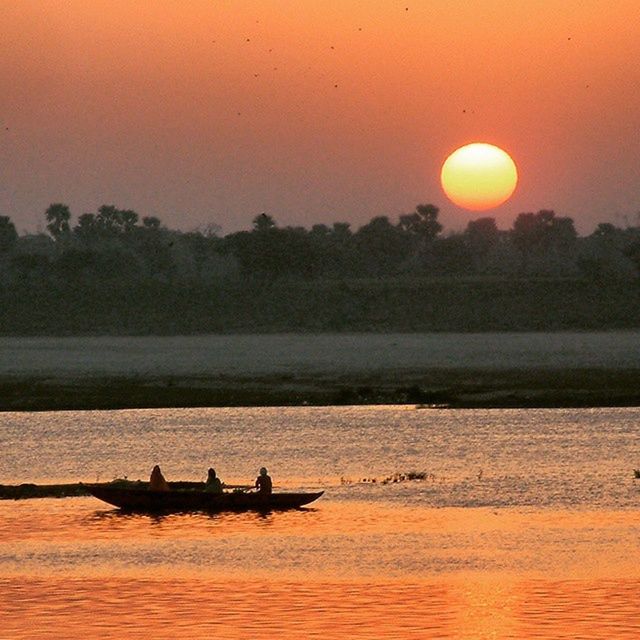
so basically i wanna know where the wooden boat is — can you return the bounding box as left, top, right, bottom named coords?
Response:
left=87, top=483, right=324, bottom=513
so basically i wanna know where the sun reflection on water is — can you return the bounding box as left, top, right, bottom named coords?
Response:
left=2, top=406, right=639, bottom=637
left=2, top=576, right=639, bottom=640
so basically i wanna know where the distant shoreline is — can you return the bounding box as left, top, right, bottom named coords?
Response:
left=2, top=368, right=639, bottom=412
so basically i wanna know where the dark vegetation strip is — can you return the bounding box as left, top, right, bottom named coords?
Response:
left=1, top=278, right=639, bottom=334
left=1, top=204, right=640, bottom=335
left=1, top=368, right=639, bottom=412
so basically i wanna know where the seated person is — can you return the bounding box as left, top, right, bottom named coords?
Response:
left=255, top=467, right=272, bottom=495
left=149, top=465, right=170, bottom=491
left=205, top=467, right=223, bottom=494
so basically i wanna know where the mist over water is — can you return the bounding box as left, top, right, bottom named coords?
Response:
left=2, top=406, right=640, bottom=638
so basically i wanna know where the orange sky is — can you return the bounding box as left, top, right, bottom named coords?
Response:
left=1, top=0, right=639, bottom=233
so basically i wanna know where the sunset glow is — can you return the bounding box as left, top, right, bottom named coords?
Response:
left=2, top=3, right=640, bottom=638
left=1, top=1, right=639, bottom=231
left=440, top=143, right=518, bottom=211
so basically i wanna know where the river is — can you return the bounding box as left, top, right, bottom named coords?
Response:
left=1, top=406, right=639, bottom=638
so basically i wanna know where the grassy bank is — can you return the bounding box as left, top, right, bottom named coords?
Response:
left=2, top=368, right=639, bottom=412
left=1, top=277, right=639, bottom=334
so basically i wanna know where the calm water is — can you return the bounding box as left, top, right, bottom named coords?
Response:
left=1, top=406, right=640, bottom=639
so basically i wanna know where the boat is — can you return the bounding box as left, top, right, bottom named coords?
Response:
left=87, top=483, right=324, bottom=513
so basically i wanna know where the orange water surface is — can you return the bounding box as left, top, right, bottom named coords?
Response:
left=1, top=498, right=639, bottom=639
left=2, top=406, right=640, bottom=638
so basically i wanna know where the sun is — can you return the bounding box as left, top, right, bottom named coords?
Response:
left=440, top=143, right=518, bottom=211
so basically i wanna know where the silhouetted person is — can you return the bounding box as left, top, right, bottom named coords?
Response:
left=149, top=465, right=170, bottom=491
left=205, top=467, right=223, bottom=494
left=255, top=467, right=272, bottom=495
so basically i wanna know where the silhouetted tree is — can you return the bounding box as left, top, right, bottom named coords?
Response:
left=178, top=229, right=234, bottom=283
left=54, top=247, right=99, bottom=282
left=45, top=203, right=71, bottom=240
left=398, top=204, right=443, bottom=271
left=624, top=239, right=640, bottom=277
left=432, top=234, right=474, bottom=274
left=197, top=222, right=222, bottom=238
left=9, top=234, right=54, bottom=283
left=129, top=222, right=176, bottom=281
left=398, top=204, right=442, bottom=242
left=356, top=216, right=408, bottom=276
left=280, top=226, right=314, bottom=278
left=74, top=213, right=99, bottom=243
left=4, top=198, right=640, bottom=335
left=96, top=205, right=138, bottom=234
left=307, top=224, right=332, bottom=277
left=512, top=211, right=549, bottom=257
left=332, top=222, right=352, bottom=239
left=551, top=217, right=578, bottom=251
left=10, top=252, right=52, bottom=281
left=227, top=215, right=293, bottom=278
left=72, top=205, right=140, bottom=246
left=91, top=247, right=142, bottom=280
left=0, top=216, right=18, bottom=253
left=465, top=217, right=499, bottom=273
left=142, top=216, right=162, bottom=230
left=592, top=222, right=617, bottom=238
left=317, top=222, right=356, bottom=277
left=310, top=223, right=330, bottom=237
left=466, top=217, right=498, bottom=250
left=252, top=213, right=276, bottom=232
left=512, top=210, right=577, bottom=275
left=579, top=222, right=638, bottom=280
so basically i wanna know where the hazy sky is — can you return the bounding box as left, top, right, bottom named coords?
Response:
left=1, top=1, right=639, bottom=234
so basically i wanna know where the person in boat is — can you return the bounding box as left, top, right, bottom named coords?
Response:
left=255, top=467, right=272, bottom=495
left=205, top=467, right=223, bottom=494
left=149, top=465, right=170, bottom=491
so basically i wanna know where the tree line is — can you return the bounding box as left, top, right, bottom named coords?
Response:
left=1, top=202, right=639, bottom=285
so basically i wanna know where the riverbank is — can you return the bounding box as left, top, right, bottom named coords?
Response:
left=2, top=333, right=638, bottom=411
left=1, top=367, right=639, bottom=411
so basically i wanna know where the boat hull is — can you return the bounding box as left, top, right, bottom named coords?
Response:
left=87, top=484, right=323, bottom=513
